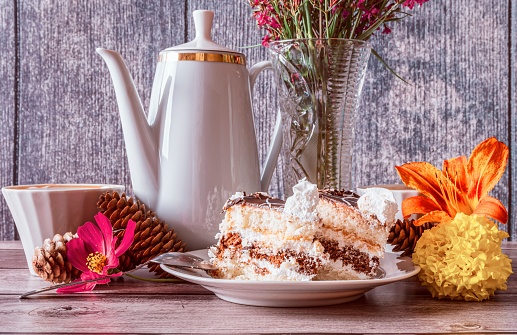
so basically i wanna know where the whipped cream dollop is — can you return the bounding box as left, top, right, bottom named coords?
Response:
left=229, top=192, right=245, bottom=201
left=284, top=179, right=320, bottom=222
left=357, top=188, right=397, bottom=225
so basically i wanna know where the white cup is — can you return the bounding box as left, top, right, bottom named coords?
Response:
left=356, top=184, right=420, bottom=221
left=2, top=184, right=125, bottom=275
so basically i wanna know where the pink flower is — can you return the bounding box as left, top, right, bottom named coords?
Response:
left=269, top=17, right=281, bottom=29
left=403, top=0, right=429, bottom=9
left=382, top=24, right=391, bottom=34
left=262, top=34, right=271, bottom=47
left=254, top=11, right=270, bottom=27
left=362, top=7, right=379, bottom=22
left=57, top=212, right=136, bottom=293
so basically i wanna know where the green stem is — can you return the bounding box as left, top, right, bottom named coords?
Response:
left=304, top=1, right=313, bottom=38
left=371, top=48, right=409, bottom=83
left=350, top=11, right=362, bottom=39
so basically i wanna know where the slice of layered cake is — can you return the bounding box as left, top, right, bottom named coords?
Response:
left=209, top=181, right=397, bottom=281
left=209, top=181, right=328, bottom=281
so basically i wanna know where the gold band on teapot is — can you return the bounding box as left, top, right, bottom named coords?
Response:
left=158, top=52, right=246, bottom=65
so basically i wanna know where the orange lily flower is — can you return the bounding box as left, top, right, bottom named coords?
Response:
left=395, top=137, right=508, bottom=226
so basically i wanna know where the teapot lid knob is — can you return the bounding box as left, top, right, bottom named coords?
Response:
left=193, top=10, right=214, bottom=44
left=163, top=10, right=240, bottom=55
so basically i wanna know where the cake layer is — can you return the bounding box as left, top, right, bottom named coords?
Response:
left=316, top=237, right=379, bottom=280
left=211, top=232, right=327, bottom=281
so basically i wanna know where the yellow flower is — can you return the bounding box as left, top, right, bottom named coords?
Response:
left=412, top=213, right=512, bottom=301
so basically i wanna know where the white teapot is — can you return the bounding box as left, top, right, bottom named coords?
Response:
left=97, top=10, right=282, bottom=249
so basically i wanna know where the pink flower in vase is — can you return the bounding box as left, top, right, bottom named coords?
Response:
left=382, top=24, right=392, bottom=34
left=362, top=7, right=379, bottom=22
left=403, top=0, right=429, bottom=10
left=262, top=34, right=271, bottom=47
left=269, top=17, right=281, bottom=29
left=57, top=212, right=136, bottom=293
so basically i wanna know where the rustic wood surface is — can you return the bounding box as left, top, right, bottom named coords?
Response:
left=0, top=1, right=515, bottom=240
left=0, top=241, right=516, bottom=334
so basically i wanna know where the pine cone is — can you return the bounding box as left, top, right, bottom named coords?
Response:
left=97, top=191, right=187, bottom=278
left=32, top=232, right=81, bottom=284
left=387, top=219, right=434, bottom=257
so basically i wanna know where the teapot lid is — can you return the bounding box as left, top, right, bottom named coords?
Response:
left=163, top=10, right=243, bottom=56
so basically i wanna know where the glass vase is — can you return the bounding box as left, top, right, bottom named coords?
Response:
left=269, top=39, right=371, bottom=196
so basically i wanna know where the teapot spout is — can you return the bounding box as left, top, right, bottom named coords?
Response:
left=96, top=48, right=158, bottom=205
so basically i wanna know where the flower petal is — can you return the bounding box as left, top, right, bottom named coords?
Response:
left=105, top=246, right=120, bottom=270
left=65, top=237, right=90, bottom=273
left=396, top=162, right=450, bottom=211
left=414, top=210, right=452, bottom=226
left=473, top=196, right=508, bottom=224
left=114, top=219, right=137, bottom=257
left=94, top=212, right=114, bottom=256
left=56, top=281, right=97, bottom=294
left=401, top=195, right=441, bottom=218
left=77, top=221, right=104, bottom=254
left=55, top=270, right=120, bottom=294
left=442, top=156, right=468, bottom=194
left=56, top=272, right=101, bottom=293
left=467, top=137, right=509, bottom=200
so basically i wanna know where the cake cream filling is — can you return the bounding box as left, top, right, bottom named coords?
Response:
left=316, top=261, right=374, bottom=280
left=318, top=226, right=383, bottom=258
left=213, top=255, right=316, bottom=281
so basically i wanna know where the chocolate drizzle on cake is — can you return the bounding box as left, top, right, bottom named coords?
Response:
left=319, top=189, right=360, bottom=207
left=223, top=192, right=285, bottom=211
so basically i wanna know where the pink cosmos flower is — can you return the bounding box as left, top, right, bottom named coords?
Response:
left=57, top=212, right=136, bottom=293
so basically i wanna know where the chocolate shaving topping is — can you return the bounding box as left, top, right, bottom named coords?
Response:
left=223, top=192, right=285, bottom=211
left=319, top=189, right=360, bottom=207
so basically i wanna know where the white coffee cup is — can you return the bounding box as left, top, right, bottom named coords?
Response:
left=2, top=184, right=125, bottom=275
left=356, top=184, right=420, bottom=221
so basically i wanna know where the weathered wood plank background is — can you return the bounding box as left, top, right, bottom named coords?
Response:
left=0, top=0, right=514, bottom=240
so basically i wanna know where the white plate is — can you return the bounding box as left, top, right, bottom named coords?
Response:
left=160, top=249, right=420, bottom=307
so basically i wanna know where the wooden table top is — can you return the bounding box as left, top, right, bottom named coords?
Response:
left=1, top=241, right=516, bottom=334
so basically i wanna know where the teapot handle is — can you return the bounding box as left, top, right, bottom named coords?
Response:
left=248, top=61, right=283, bottom=192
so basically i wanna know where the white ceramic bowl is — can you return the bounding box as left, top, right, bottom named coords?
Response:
left=2, top=184, right=125, bottom=275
